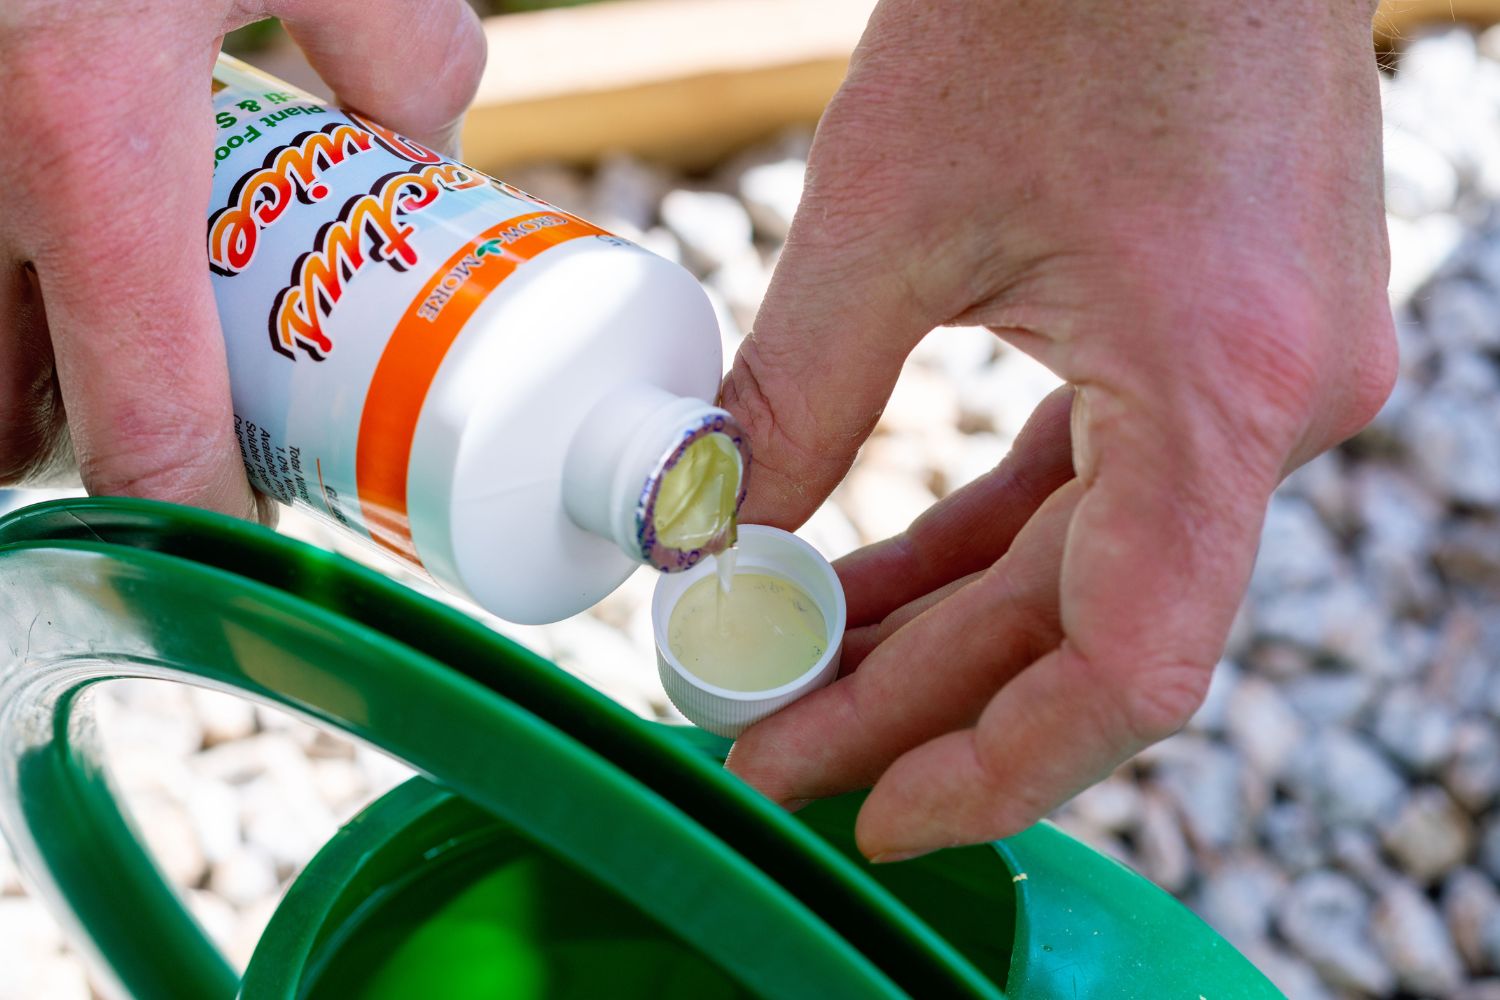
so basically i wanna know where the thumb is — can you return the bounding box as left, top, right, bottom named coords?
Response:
left=271, top=0, right=486, bottom=156
left=720, top=156, right=939, bottom=530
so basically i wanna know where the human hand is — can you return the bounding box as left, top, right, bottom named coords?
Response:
left=720, top=0, right=1396, bottom=861
left=0, top=0, right=484, bottom=517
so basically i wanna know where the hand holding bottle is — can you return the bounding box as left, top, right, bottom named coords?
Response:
left=0, top=0, right=486, bottom=518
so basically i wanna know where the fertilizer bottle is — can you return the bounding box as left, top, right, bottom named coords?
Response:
left=208, top=55, right=746, bottom=624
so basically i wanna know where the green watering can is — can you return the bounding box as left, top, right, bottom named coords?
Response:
left=0, top=498, right=1282, bottom=999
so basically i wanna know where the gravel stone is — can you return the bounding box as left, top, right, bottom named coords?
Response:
left=1373, top=685, right=1458, bottom=774
left=1478, top=815, right=1500, bottom=884
left=590, top=152, right=670, bottom=232
left=1444, top=867, right=1500, bottom=973
left=185, top=888, right=239, bottom=955
left=1224, top=675, right=1304, bottom=780
left=1353, top=463, right=1443, bottom=554
left=1282, top=730, right=1406, bottom=828
left=1189, top=853, right=1285, bottom=950
left=1330, top=825, right=1400, bottom=891
left=1386, top=127, right=1462, bottom=218
left=1069, top=776, right=1143, bottom=834
left=1249, top=496, right=1343, bottom=597
left=1448, top=720, right=1500, bottom=812
left=706, top=246, right=771, bottom=332
left=1254, top=578, right=1399, bottom=676
left=1240, top=942, right=1336, bottom=1000
left=189, top=687, right=258, bottom=746
left=736, top=157, right=804, bottom=240
left=1424, top=277, right=1500, bottom=351
left=208, top=848, right=280, bottom=909
left=659, top=189, right=755, bottom=274
left=1388, top=212, right=1466, bottom=307
left=1436, top=517, right=1500, bottom=587
left=909, top=325, right=998, bottom=381
left=1282, top=671, right=1379, bottom=728
left=132, top=795, right=208, bottom=889
left=1261, top=802, right=1327, bottom=875
left=1382, top=785, right=1476, bottom=884
left=505, top=163, right=588, bottom=212
left=878, top=364, right=961, bottom=437
left=1455, top=980, right=1500, bottom=1000
left=1373, top=877, right=1467, bottom=995
left=1405, top=390, right=1500, bottom=509
left=1277, top=871, right=1395, bottom=996
left=1186, top=658, right=1241, bottom=734
left=1153, top=738, right=1248, bottom=851
left=1240, top=639, right=1316, bottom=680
left=183, top=775, right=243, bottom=865
left=1136, top=787, right=1193, bottom=894
left=971, top=349, right=1063, bottom=441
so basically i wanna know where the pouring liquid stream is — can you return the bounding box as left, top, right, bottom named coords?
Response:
left=714, top=544, right=738, bottom=634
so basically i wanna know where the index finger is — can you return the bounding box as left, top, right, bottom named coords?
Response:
left=17, top=41, right=255, bottom=517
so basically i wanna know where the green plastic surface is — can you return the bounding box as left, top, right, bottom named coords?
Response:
left=0, top=498, right=1284, bottom=1000
left=0, top=541, right=901, bottom=1000
left=265, top=772, right=1282, bottom=1000
left=249, top=778, right=754, bottom=999
left=0, top=498, right=1002, bottom=999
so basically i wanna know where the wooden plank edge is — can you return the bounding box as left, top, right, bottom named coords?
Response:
left=462, top=0, right=873, bottom=172
left=1376, top=0, right=1500, bottom=43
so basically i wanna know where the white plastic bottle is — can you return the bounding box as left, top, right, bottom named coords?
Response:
left=207, top=55, right=746, bottom=624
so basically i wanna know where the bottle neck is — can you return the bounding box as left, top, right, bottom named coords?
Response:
left=563, top=382, right=750, bottom=571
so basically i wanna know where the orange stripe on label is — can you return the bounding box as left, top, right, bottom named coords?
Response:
left=355, top=211, right=607, bottom=562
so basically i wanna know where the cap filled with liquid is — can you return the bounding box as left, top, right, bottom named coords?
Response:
left=652, top=526, right=846, bottom=738
left=668, top=571, right=828, bottom=692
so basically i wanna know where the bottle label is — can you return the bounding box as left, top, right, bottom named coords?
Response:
left=208, top=56, right=606, bottom=564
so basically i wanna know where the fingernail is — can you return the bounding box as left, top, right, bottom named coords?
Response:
left=781, top=798, right=813, bottom=813
left=868, top=848, right=935, bottom=865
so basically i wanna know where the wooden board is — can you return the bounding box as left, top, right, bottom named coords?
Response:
left=461, top=0, right=876, bottom=172
left=1376, top=0, right=1500, bottom=42
left=259, top=0, right=1500, bottom=176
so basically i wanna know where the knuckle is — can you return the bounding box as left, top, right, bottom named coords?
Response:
left=7, top=108, right=156, bottom=238
left=720, top=348, right=781, bottom=453
left=1204, top=290, right=1398, bottom=464
left=445, top=0, right=489, bottom=92
left=1113, top=659, right=1213, bottom=746
left=336, top=0, right=488, bottom=137
left=801, top=84, right=931, bottom=239
left=74, top=399, right=224, bottom=504
left=1337, top=305, right=1398, bottom=440
left=1083, top=252, right=1385, bottom=479
left=721, top=343, right=827, bottom=485
left=78, top=446, right=205, bottom=505
left=969, top=732, right=1056, bottom=821
left=1210, top=332, right=1324, bottom=462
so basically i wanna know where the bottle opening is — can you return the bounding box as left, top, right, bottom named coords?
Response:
left=636, top=415, right=749, bottom=571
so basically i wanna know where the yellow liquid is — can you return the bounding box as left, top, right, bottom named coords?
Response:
left=653, top=432, right=741, bottom=553
left=668, top=570, right=827, bottom=692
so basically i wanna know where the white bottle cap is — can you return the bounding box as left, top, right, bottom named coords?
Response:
left=651, top=525, right=846, bottom=738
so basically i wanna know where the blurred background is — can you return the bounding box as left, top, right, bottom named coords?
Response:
left=5, top=1, right=1500, bottom=997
